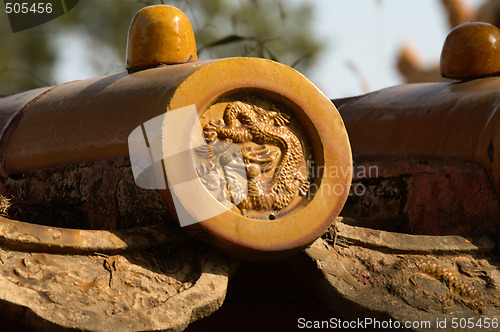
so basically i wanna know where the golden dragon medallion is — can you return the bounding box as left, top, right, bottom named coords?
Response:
left=198, top=99, right=310, bottom=218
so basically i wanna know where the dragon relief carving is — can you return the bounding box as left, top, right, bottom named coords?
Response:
left=200, top=100, right=310, bottom=215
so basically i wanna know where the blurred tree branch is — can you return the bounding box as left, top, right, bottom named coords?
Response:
left=397, top=0, right=500, bottom=84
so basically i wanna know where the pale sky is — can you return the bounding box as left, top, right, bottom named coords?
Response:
left=305, top=0, right=482, bottom=98
left=52, top=0, right=483, bottom=99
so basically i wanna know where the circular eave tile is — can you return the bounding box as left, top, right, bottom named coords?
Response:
left=162, top=57, right=352, bottom=261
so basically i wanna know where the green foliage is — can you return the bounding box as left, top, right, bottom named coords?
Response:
left=0, top=0, right=323, bottom=95
left=0, top=18, right=56, bottom=93
left=178, top=0, right=323, bottom=69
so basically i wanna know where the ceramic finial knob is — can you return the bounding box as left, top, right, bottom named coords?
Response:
left=440, top=22, right=500, bottom=80
left=126, top=5, right=197, bottom=73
